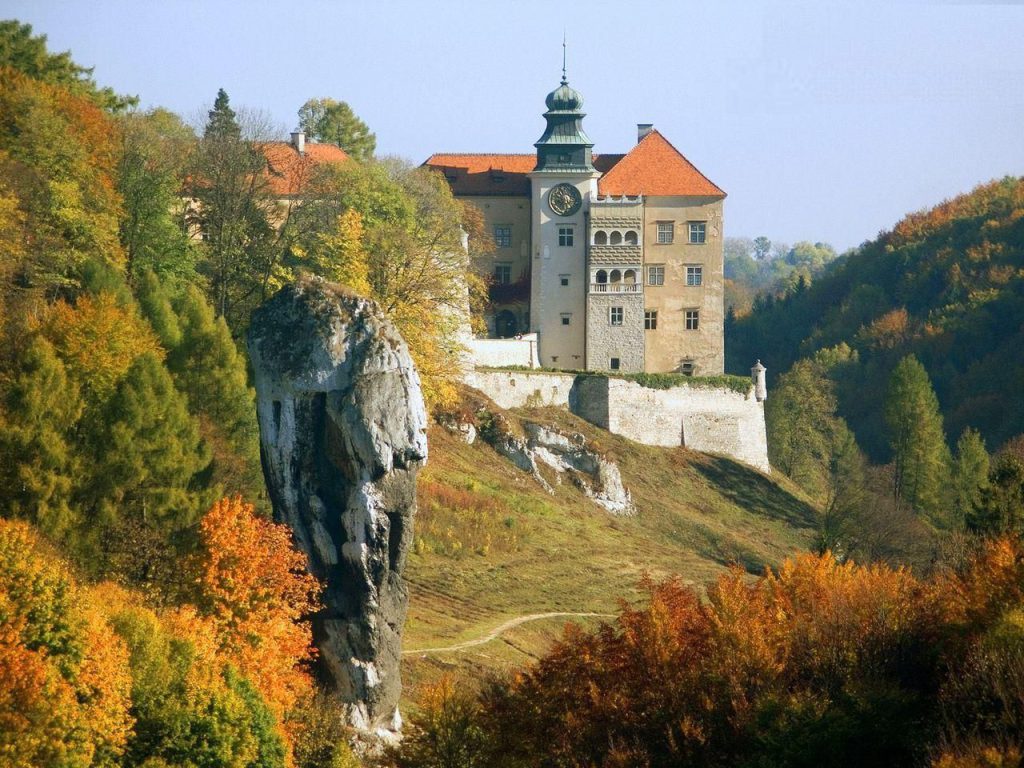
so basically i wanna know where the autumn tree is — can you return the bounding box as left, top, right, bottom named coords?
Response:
left=0, top=20, right=135, bottom=111
left=885, top=354, right=953, bottom=523
left=0, top=68, right=124, bottom=298
left=298, top=97, right=375, bottom=161
left=296, top=158, right=478, bottom=404
left=111, top=603, right=286, bottom=767
left=0, top=520, right=133, bottom=767
left=191, top=496, right=321, bottom=721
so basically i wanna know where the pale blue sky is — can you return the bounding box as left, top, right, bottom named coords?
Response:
left=6, top=1, right=1024, bottom=250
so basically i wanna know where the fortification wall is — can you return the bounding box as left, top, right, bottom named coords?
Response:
left=466, top=335, right=541, bottom=369
left=467, top=370, right=770, bottom=473
left=463, top=369, right=574, bottom=410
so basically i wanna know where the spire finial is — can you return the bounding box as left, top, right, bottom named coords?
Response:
left=561, top=31, right=567, bottom=84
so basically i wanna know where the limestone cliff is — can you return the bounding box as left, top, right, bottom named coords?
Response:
left=247, top=276, right=427, bottom=736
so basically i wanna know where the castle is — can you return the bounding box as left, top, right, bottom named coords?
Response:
left=425, top=67, right=726, bottom=375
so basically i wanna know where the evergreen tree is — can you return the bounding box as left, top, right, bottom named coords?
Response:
left=297, top=97, right=375, bottom=161
left=884, top=355, right=952, bottom=522
left=206, top=87, right=241, bottom=140
left=135, top=269, right=182, bottom=350
left=169, top=286, right=262, bottom=497
left=953, top=427, right=990, bottom=526
left=0, top=338, right=83, bottom=539
left=186, top=88, right=276, bottom=326
left=86, top=352, right=209, bottom=546
left=966, top=454, right=1024, bottom=536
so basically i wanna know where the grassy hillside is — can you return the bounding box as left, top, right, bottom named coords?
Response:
left=401, top=405, right=818, bottom=705
left=727, top=177, right=1024, bottom=460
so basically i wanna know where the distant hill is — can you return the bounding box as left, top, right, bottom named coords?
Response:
left=727, top=177, right=1024, bottom=461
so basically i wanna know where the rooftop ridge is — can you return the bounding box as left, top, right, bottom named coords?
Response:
left=638, top=129, right=725, bottom=198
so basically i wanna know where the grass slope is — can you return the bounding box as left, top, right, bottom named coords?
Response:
left=402, top=406, right=818, bottom=705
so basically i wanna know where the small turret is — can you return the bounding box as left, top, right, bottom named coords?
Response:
left=751, top=360, right=767, bottom=402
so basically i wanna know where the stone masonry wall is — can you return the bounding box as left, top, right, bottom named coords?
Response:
left=467, top=370, right=770, bottom=472
left=585, top=293, right=645, bottom=373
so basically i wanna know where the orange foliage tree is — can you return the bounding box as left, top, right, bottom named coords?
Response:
left=0, top=519, right=133, bottom=768
left=192, top=496, right=322, bottom=722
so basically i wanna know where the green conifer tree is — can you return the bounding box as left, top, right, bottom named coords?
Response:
left=206, top=87, right=241, bottom=140
left=967, top=454, right=1024, bottom=536
left=86, top=352, right=209, bottom=541
left=169, top=286, right=262, bottom=497
left=135, top=269, right=182, bottom=350
left=884, top=354, right=952, bottom=522
left=953, top=427, right=990, bottom=526
left=0, top=337, right=83, bottom=538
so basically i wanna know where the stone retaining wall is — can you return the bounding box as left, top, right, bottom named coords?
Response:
left=467, top=369, right=770, bottom=472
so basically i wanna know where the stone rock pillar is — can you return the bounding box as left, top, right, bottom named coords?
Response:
left=247, top=276, right=427, bottom=736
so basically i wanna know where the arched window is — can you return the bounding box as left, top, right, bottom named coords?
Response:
left=610, top=231, right=623, bottom=245
left=596, top=269, right=608, bottom=284
left=593, top=230, right=608, bottom=245
left=625, top=230, right=638, bottom=245
left=624, top=269, right=637, bottom=284
left=610, top=269, right=622, bottom=283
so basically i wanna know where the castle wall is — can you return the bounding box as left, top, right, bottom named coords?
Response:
left=467, top=335, right=541, bottom=369
left=466, top=370, right=770, bottom=472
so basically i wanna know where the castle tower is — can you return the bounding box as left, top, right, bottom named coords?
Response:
left=528, top=65, right=599, bottom=369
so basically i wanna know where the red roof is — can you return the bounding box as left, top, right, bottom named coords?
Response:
left=597, top=130, right=724, bottom=198
left=425, top=132, right=724, bottom=199
left=261, top=141, right=349, bottom=196
left=423, top=154, right=536, bottom=195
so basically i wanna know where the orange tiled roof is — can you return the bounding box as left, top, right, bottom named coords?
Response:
left=597, top=130, right=724, bottom=198
left=423, top=154, right=536, bottom=196
left=261, top=141, right=349, bottom=196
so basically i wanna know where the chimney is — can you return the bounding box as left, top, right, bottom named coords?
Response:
left=290, top=129, right=305, bottom=156
left=637, top=123, right=654, bottom=143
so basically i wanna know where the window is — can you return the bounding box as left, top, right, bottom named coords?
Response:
left=685, top=310, right=700, bottom=330
left=610, top=231, right=622, bottom=245
left=645, top=310, right=658, bottom=330
left=610, top=307, right=624, bottom=326
left=558, top=227, right=574, bottom=247
left=559, top=274, right=570, bottom=286
left=657, top=222, right=674, bottom=244
left=596, top=269, right=608, bottom=284
left=625, top=231, right=638, bottom=245
left=494, top=263, right=512, bottom=285
left=594, top=230, right=608, bottom=245
left=647, top=265, right=665, bottom=286
left=686, top=265, right=703, bottom=286
left=688, top=221, right=707, bottom=244
left=610, top=357, right=621, bottom=371
left=560, top=313, right=571, bottom=326
left=494, top=225, right=512, bottom=248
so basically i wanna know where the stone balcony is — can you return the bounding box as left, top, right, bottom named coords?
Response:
left=590, top=282, right=643, bottom=294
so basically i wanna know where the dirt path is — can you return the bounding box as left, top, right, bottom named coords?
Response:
left=403, top=612, right=615, bottom=655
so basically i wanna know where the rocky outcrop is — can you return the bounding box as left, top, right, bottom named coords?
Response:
left=468, top=408, right=634, bottom=515
left=247, top=276, right=427, bottom=737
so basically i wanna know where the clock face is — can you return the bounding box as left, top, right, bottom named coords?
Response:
left=548, top=183, right=582, bottom=217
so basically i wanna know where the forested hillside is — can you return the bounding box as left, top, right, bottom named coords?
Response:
left=728, top=177, right=1024, bottom=461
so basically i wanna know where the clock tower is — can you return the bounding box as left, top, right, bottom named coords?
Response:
left=528, top=66, right=599, bottom=368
